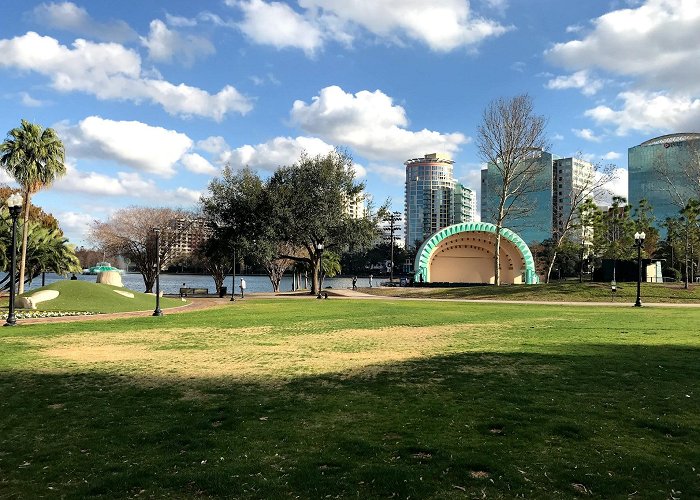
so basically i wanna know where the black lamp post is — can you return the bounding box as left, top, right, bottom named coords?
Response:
left=4, top=194, right=23, bottom=327
left=634, top=231, right=646, bottom=307
left=316, top=242, right=324, bottom=298
left=230, top=246, right=237, bottom=301
left=153, top=227, right=163, bottom=316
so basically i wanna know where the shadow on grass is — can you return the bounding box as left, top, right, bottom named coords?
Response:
left=1, top=345, right=698, bottom=498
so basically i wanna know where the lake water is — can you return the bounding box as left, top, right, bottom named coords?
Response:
left=24, top=272, right=374, bottom=294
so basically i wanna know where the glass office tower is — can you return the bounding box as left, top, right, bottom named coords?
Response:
left=480, top=151, right=594, bottom=245
left=480, top=150, right=558, bottom=244
left=628, top=133, right=700, bottom=231
left=404, top=153, right=474, bottom=249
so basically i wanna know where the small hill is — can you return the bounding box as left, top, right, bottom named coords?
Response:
left=18, top=280, right=187, bottom=313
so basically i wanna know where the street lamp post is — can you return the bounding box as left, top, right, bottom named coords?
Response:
left=634, top=231, right=646, bottom=307
left=153, top=227, right=163, bottom=316
left=316, top=242, right=324, bottom=298
left=4, top=194, right=23, bottom=327
left=230, top=246, right=237, bottom=301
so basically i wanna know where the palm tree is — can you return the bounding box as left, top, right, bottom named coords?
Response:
left=0, top=120, right=66, bottom=294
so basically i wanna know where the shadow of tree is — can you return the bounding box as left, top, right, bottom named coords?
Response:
left=1, top=344, right=698, bottom=498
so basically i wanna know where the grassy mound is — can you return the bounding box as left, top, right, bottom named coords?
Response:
left=17, top=280, right=187, bottom=313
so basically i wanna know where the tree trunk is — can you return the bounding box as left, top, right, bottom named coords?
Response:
left=685, top=230, right=690, bottom=290
left=546, top=250, right=558, bottom=284
left=18, top=192, right=32, bottom=295
left=311, top=258, right=321, bottom=295
left=494, top=227, right=502, bottom=286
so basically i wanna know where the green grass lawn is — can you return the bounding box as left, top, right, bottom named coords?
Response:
left=7, top=280, right=187, bottom=314
left=0, top=298, right=698, bottom=498
left=363, top=280, right=700, bottom=303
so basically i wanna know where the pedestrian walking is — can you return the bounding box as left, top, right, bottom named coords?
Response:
left=352, top=276, right=357, bottom=290
left=369, top=274, right=373, bottom=288
left=240, top=278, right=246, bottom=298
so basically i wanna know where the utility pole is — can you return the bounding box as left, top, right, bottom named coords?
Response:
left=383, top=211, right=402, bottom=282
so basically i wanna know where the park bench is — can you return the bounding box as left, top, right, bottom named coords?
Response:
left=179, top=287, right=209, bottom=297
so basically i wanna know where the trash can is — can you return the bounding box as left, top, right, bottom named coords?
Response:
left=219, top=286, right=227, bottom=297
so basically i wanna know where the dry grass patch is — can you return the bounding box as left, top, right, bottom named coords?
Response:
left=20, top=323, right=488, bottom=384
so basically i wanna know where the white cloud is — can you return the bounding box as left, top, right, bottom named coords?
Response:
left=197, top=136, right=230, bottom=155
left=141, top=19, right=215, bottom=66
left=30, top=1, right=137, bottom=42
left=595, top=167, right=628, bottom=205
left=55, top=210, right=94, bottom=243
left=223, top=136, right=335, bottom=171
left=181, top=153, right=218, bottom=175
left=174, top=187, right=202, bottom=204
left=552, top=133, right=564, bottom=141
left=299, top=0, right=510, bottom=51
left=572, top=128, right=603, bottom=142
left=165, top=13, right=198, bottom=27
left=229, top=0, right=508, bottom=53
left=290, top=85, right=468, bottom=163
left=546, top=0, right=700, bottom=93
left=546, top=0, right=700, bottom=134
left=236, top=0, right=323, bottom=56
left=351, top=162, right=367, bottom=179
left=546, top=70, right=603, bottom=96
left=602, top=151, right=621, bottom=160
left=0, top=32, right=251, bottom=120
left=0, top=169, right=15, bottom=184
left=19, top=91, right=45, bottom=107
left=366, top=163, right=404, bottom=185
left=57, top=116, right=193, bottom=177
left=55, top=163, right=158, bottom=197
left=585, top=90, right=700, bottom=134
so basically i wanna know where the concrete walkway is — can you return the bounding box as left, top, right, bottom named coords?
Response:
left=12, top=290, right=700, bottom=326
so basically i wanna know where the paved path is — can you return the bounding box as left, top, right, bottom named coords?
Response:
left=13, top=290, right=700, bottom=326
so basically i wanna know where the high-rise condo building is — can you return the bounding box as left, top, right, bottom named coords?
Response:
left=480, top=151, right=594, bottom=244
left=628, top=133, right=700, bottom=231
left=404, top=153, right=474, bottom=249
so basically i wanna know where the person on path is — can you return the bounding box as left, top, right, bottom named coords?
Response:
left=352, top=276, right=357, bottom=290
left=240, top=278, right=246, bottom=298
left=369, top=274, right=373, bottom=288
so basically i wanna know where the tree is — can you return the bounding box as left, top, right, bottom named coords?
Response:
left=201, top=166, right=284, bottom=289
left=653, top=139, right=700, bottom=207
left=0, top=210, right=80, bottom=291
left=544, top=159, right=616, bottom=283
left=476, top=94, right=549, bottom=285
left=632, top=198, right=659, bottom=258
left=0, top=120, right=66, bottom=294
left=193, top=233, right=231, bottom=296
left=268, top=150, right=383, bottom=295
left=90, top=207, right=187, bottom=292
left=679, top=200, right=700, bottom=289
left=578, top=198, right=604, bottom=282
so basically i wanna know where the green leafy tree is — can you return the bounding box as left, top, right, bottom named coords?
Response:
left=679, top=200, right=700, bottom=289
left=0, top=211, right=80, bottom=290
left=0, top=120, right=66, bottom=294
left=268, top=150, right=383, bottom=295
left=632, top=198, right=659, bottom=258
left=193, top=233, right=231, bottom=296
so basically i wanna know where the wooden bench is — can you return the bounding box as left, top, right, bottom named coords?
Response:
left=179, top=287, right=209, bottom=297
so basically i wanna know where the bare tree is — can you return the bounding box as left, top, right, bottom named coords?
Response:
left=476, top=94, right=549, bottom=285
left=653, top=138, right=700, bottom=208
left=545, top=158, right=616, bottom=283
left=90, top=206, right=189, bottom=292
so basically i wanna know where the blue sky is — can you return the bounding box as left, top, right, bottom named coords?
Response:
left=1, top=0, right=698, bottom=245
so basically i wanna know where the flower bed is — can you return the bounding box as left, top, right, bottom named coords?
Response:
left=0, top=311, right=96, bottom=319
